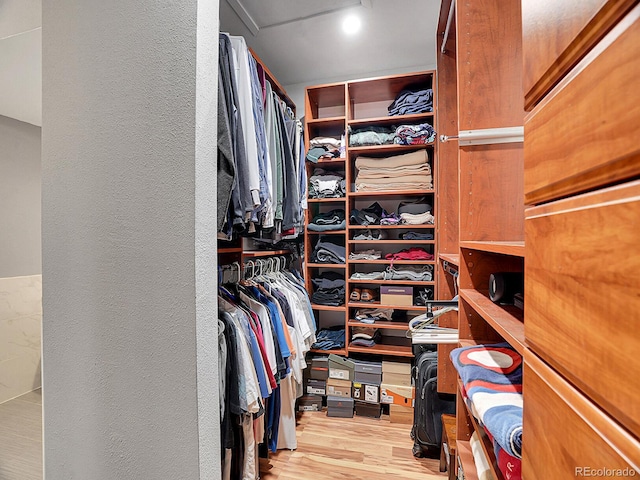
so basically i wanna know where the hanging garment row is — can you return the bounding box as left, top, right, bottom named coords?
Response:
left=218, top=257, right=316, bottom=480
left=218, top=34, right=306, bottom=242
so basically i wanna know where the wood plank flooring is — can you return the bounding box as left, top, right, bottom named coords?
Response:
left=0, top=389, right=43, bottom=480
left=259, top=411, right=446, bottom=480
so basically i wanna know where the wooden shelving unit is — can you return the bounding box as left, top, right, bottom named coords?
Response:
left=438, top=253, right=460, bottom=266
left=459, top=241, right=525, bottom=257
left=304, top=71, right=438, bottom=360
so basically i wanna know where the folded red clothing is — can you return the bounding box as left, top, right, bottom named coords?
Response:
left=385, top=247, right=434, bottom=261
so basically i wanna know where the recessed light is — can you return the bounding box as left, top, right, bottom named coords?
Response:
left=342, top=15, right=361, bottom=35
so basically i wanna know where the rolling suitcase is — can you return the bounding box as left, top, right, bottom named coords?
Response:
left=411, top=351, right=456, bottom=457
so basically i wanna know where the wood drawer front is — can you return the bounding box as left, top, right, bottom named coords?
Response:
left=524, top=5, right=640, bottom=205
left=522, top=0, right=636, bottom=110
left=524, top=352, right=640, bottom=479
left=525, top=179, right=640, bottom=439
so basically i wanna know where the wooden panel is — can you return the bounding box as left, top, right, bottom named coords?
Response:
left=459, top=144, right=524, bottom=242
left=522, top=0, right=636, bottom=110
left=524, top=352, right=640, bottom=479
left=459, top=248, right=523, bottom=292
left=524, top=6, right=640, bottom=205
left=525, top=179, right=640, bottom=439
left=456, top=0, right=523, bottom=131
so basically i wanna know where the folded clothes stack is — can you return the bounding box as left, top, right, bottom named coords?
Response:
left=348, top=125, right=395, bottom=147
left=355, top=150, right=432, bottom=192
left=350, top=201, right=386, bottom=226
left=308, top=168, right=346, bottom=199
left=307, top=209, right=346, bottom=231
left=394, top=122, right=437, bottom=145
left=388, top=88, right=433, bottom=116
left=350, top=265, right=433, bottom=282
left=311, top=236, right=346, bottom=264
left=349, top=249, right=382, bottom=260
left=354, top=308, right=394, bottom=323
left=311, top=271, right=345, bottom=306
left=385, top=247, right=434, bottom=261
left=402, top=231, right=434, bottom=240
left=352, top=229, right=384, bottom=240
left=306, top=136, right=342, bottom=163
left=400, top=211, right=434, bottom=225
left=351, top=326, right=383, bottom=347
left=380, top=213, right=401, bottom=225
left=312, top=326, right=345, bottom=350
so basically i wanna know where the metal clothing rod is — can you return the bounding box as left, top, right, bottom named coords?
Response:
left=439, top=126, right=524, bottom=146
left=441, top=0, right=456, bottom=54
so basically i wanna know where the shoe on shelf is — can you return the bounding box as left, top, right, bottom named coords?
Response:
left=360, top=288, right=378, bottom=303
left=350, top=288, right=362, bottom=302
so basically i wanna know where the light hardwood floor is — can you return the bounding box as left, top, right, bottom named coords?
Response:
left=0, top=389, right=43, bottom=480
left=259, top=411, right=446, bottom=480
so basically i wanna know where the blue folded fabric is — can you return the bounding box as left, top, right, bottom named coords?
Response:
left=450, top=343, right=523, bottom=459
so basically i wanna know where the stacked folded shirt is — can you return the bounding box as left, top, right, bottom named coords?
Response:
left=352, top=229, right=384, bottom=240
left=388, top=88, right=434, bottom=116
left=355, top=150, right=432, bottom=192
left=306, top=137, right=342, bottom=163
left=350, top=265, right=434, bottom=282
left=350, top=270, right=385, bottom=280
left=311, top=236, right=346, bottom=264
left=307, top=209, right=346, bottom=231
left=350, top=326, right=383, bottom=347
left=394, top=122, right=437, bottom=145
left=400, top=211, right=434, bottom=225
left=308, top=168, right=346, bottom=199
left=402, top=231, right=434, bottom=240
left=348, top=125, right=395, bottom=147
left=312, top=326, right=345, bottom=350
left=311, top=271, right=346, bottom=306
left=385, top=247, right=434, bottom=261
left=349, top=249, right=382, bottom=260
left=354, top=308, right=393, bottom=323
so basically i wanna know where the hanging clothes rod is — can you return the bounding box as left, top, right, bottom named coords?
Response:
left=441, top=0, right=456, bottom=54
left=439, top=126, right=524, bottom=146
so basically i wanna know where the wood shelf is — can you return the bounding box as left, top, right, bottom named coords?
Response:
left=459, top=289, right=525, bottom=355
left=439, top=253, right=460, bottom=266
left=242, top=249, right=291, bottom=258
left=307, top=197, right=346, bottom=203
left=456, top=441, right=480, bottom=480
left=349, top=190, right=435, bottom=197
left=348, top=239, right=435, bottom=244
left=348, top=302, right=426, bottom=311
left=348, top=279, right=435, bottom=286
left=310, top=304, right=345, bottom=311
left=306, top=263, right=346, bottom=268
left=459, top=241, right=524, bottom=257
left=459, top=381, right=506, bottom=480
left=307, top=116, right=346, bottom=126
left=348, top=341, right=413, bottom=357
left=218, top=247, right=243, bottom=254
left=348, top=320, right=409, bottom=331
left=348, top=112, right=434, bottom=127
left=349, top=143, right=433, bottom=155
left=349, top=259, right=435, bottom=265
left=311, top=158, right=346, bottom=165
left=306, top=230, right=347, bottom=235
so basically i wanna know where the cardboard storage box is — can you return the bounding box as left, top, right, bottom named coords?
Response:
left=326, top=378, right=352, bottom=397
left=382, top=372, right=412, bottom=387
left=382, top=360, right=412, bottom=376
left=353, top=359, right=383, bottom=375
left=355, top=371, right=382, bottom=385
left=310, top=356, right=329, bottom=380
left=306, top=379, right=326, bottom=396
left=298, top=395, right=323, bottom=412
left=352, top=382, right=380, bottom=403
left=328, top=354, right=355, bottom=380
left=380, top=286, right=413, bottom=306
left=327, top=396, right=354, bottom=418
left=389, top=404, right=414, bottom=424
left=380, top=383, right=415, bottom=407
left=355, top=401, right=382, bottom=418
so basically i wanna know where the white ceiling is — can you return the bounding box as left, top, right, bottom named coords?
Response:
left=220, top=0, right=440, bottom=88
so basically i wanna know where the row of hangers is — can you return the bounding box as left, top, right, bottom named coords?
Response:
left=219, top=256, right=292, bottom=285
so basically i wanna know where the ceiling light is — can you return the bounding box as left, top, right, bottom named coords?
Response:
left=342, top=15, right=361, bottom=35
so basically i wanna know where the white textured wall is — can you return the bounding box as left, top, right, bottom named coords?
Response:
left=0, top=115, right=42, bottom=277
left=42, top=0, right=220, bottom=478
